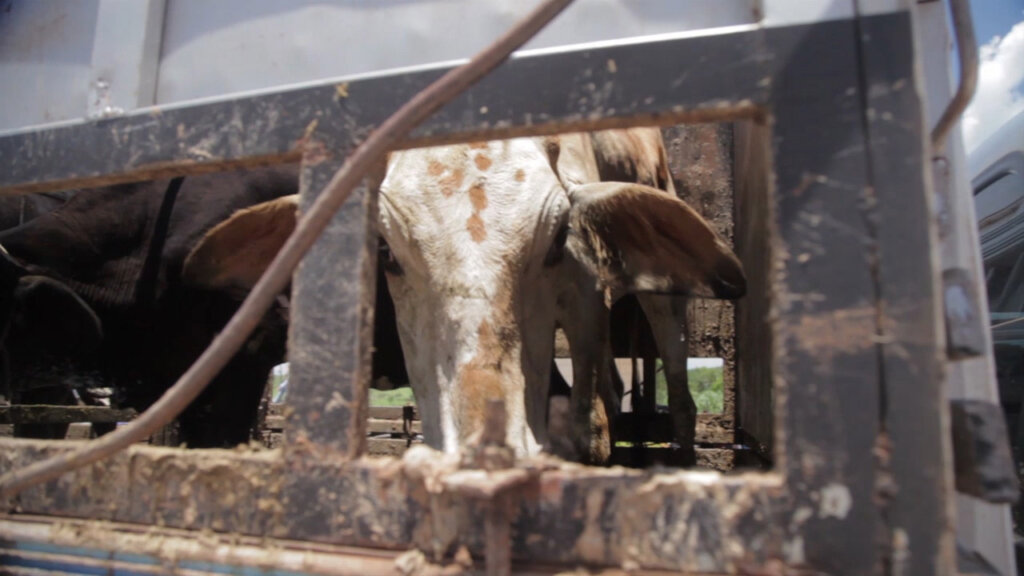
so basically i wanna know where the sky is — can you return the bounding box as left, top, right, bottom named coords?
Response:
left=962, top=0, right=1024, bottom=151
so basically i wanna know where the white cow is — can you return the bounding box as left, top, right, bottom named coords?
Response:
left=190, top=129, right=745, bottom=462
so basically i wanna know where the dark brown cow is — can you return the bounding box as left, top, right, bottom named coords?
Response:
left=0, top=167, right=297, bottom=446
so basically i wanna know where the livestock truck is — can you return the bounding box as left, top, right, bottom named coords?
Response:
left=0, top=1, right=1017, bottom=574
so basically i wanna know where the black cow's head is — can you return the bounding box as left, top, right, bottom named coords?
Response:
left=1, top=247, right=103, bottom=436
left=0, top=247, right=103, bottom=358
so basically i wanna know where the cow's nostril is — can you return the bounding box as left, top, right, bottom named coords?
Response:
left=712, top=258, right=747, bottom=300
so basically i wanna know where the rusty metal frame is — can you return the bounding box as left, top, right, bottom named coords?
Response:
left=0, top=8, right=952, bottom=574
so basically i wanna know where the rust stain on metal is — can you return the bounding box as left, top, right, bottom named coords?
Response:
left=301, top=138, right=330, bottom=166
left=302, top=118, right=320, bottom=141
left=787, top=306, right=878, bottom=364
left=0, top=438, right=821, bottom=573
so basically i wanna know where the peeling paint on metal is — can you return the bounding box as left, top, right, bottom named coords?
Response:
left=818, top=483, right=852, bottom=519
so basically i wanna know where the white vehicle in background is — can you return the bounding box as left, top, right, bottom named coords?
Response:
left=972, top=109, right=1024, bottom=555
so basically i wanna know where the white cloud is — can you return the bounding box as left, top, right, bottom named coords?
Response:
left=962, top=21, right=1024, bottom=151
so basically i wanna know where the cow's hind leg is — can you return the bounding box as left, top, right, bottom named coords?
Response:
left=560, top=308, right=615, bottom=465
left=637, top=294, right=696, bottom=467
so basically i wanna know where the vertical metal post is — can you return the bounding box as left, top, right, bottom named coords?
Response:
left=485, top=500, right=512, bottom=576
left=285, top=145, right=378, bottom=458
left=454, top=399, right=519, bottom=576
left=88, top=0, right=166, bottom=118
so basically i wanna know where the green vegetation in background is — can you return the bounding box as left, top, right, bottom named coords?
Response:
left=267, top=367, right=416, bottom=406
left=655, top=361, right=724, bottom=413
left=270, top=372, right=287, bottom=399
left=369, top=387, right=417, bottom=407
left=270, top=363, right=723, bottom=412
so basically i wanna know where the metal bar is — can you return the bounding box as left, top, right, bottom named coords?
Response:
left=0, top=515, right=697, bottom=576
left=930, top=0, right=978, bottom=150
left=0, top=28, right=767, bottom=197
left=0, top=406, right=137, bottom=425
left=765, top=10, right=883, bottom=572
left=284, top=158, right=376, bottom=458
left=0, top=516, right=412, bottom=576
left=485, top=500, right=512, bottom=576
left=87, top=0, right=166, bottom=118
left=857, top=9, right=957, bottom=574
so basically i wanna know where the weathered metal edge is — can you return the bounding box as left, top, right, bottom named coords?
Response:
left=0, top=515, right=716, bottom=576
left=855, top=10, right=956, bottom=576
left=0, top=440, right=790, bottom=572
left=0, top=27, right=768, bottom=196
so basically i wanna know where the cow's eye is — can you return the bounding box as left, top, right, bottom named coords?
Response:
left=379, top=238, right=404, bottom=276
left=544, top=221, right=569, bottom=267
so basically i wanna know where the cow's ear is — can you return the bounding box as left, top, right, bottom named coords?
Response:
left=567, top=182, right=746, bottom=300
left=13, top=276, right=103, bottom=356
left=183, top=195, right=299, bottom=292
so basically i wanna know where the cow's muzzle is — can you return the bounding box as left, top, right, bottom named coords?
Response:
left=711, top=257, right=747, bottom=300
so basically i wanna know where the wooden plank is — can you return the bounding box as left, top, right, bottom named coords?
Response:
left=64, top=423, right=93, bottom=441
left=367, top=418, right=421, bottom=436
left=662, top=122, right=738, bottom=446
left=367, top=406, right=418, bottom=421
left=259, top=431, right=283, bottom=449
left=366, top=437, right=416, bottom=457
left=610, top=446, right=736, bottom=471
left=370, top=437, right=737, bottom=472
left=265, top=413, right=419, bottom=435
left=0, top=405, right=137, bottom=425
left=733, top=120, right=775, bottom=459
